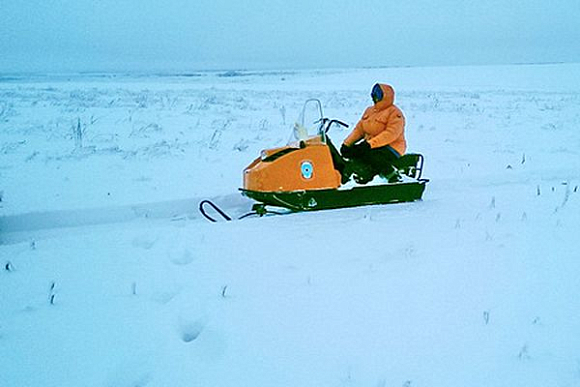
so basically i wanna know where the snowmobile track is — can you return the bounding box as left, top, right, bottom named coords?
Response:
left=0, top=194, right=249, bottom=244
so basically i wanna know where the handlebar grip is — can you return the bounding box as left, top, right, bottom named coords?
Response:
left=332, top=119, right=349, bottom=128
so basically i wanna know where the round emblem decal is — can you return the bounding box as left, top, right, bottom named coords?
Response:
left=300, top=161, right=313, bottom=179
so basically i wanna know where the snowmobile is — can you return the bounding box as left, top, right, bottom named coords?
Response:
left=200, top=99, right=428, bottom=221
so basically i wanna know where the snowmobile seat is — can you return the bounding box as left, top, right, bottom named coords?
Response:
left=393, top=153, right=424, bottom=179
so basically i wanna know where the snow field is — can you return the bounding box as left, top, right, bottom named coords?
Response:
left=1, top=64, right=580, bottom=386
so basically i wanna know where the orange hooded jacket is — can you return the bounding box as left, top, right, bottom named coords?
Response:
left=343, top=84, right=406, bottom=156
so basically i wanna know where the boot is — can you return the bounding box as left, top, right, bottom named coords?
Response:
left=381, top=167, right=402, bottom=183
left=352, top=163, right=376, bottom=184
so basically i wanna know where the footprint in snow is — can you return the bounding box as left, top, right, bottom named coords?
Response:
left=131, top=235, right=157, bottom=250
left=107, top=369, right=152, bottom=387
left=179, top=317, right=207, bottom=343
left=151, top=289, right=180, bottom=305
left=168, top=248, right=194, bottom=266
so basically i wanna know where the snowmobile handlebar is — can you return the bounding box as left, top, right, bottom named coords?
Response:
left=327, top=119, right=349, bottom=128
left=315, top=118, right=350, bottom=133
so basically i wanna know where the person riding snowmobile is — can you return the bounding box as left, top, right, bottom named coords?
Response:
left=340, top=83, right=406, bottom=183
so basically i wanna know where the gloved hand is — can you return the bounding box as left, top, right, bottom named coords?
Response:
left=340, top=143, right=353, bottom=158
left=351, top=140, right=371, bottom=157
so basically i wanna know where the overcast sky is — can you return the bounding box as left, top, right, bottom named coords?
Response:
left=1, top=0, right=579, bottom=72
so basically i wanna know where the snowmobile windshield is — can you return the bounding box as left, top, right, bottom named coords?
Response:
left=288, top=99, right=325, bottom=144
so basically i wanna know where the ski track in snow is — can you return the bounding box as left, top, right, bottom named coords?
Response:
left=1, top=65, right=580, bottom=387
left=0, top=192, right=251, bottom=244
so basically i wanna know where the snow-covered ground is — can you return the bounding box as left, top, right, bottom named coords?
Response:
left=1, top=63, right=580, bottom=386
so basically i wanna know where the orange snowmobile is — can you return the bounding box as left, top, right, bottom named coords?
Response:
left=200, top=99, right=428, bottom=221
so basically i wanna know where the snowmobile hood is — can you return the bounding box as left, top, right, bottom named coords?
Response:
left=373, top=84, right=395, bottom=110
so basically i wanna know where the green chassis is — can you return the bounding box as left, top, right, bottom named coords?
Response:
left=240, top=179, right=428, bottom=212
